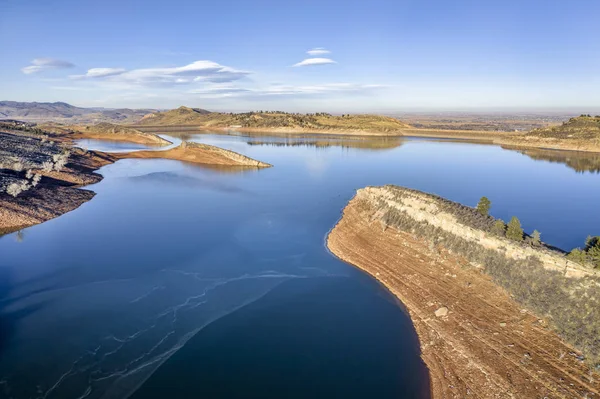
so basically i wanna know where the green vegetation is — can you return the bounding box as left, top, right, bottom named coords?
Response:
left=531, top=230, right=541, bottom=246
left=506, top=217, right=524, bottom=241
left=491, top=219, right=506, bottom=237
left=138, top=106, right=411, bottom=133
left=568, top=236, right=600, bottom=268
left=376, top=185, right=600, bottom=366
left=475, top=196, right=491, bottom=216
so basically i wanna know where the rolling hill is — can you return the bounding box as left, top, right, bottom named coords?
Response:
left=0, top=101, right=156, bottom=124
left=137, top=106, right=411, bottom=134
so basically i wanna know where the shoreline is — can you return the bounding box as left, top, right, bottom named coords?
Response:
left=327, top=186, right=600, bottom=398
left=133, top=124, right=600, bottom=153
left=0, top=131, right=271, bottom=234
left=404, top=128, right=600, bottom=153
left=132, top=124, right=409, bottom=137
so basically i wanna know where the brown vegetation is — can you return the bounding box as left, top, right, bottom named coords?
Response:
left=497, top=116, right=600, bottom=152
left=135, top=106, right=410, bottom=135
left=327, top=185, right=600, bottom=398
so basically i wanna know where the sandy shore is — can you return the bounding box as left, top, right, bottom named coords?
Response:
left=404, top=128, right=600, bottom=153
left=115, top=141, right=272, bottom=167
left=327, top=188, right=600, bottom=398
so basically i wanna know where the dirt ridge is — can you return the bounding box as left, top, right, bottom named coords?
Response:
left=327, top=186, right=600, bottom=399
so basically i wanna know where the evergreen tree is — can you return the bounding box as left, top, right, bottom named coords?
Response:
left=476, top=196, right=491, bottom=216
left=506, top=217, right=524, bottom=241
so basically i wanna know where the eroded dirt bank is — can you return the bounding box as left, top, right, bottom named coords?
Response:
left=405, top=128, right=600, bottom=153
left=40, top=122, right=172, bottom=146
left=115, top=141, right=272, bottom=167
left=0, top=145, right=115, bottom=234
left=327, top=186, right=600, bottom=398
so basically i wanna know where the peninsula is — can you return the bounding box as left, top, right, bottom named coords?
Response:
left=328, top=185, right=600, bottom=398
left=0, top=122, right=271, bottom=233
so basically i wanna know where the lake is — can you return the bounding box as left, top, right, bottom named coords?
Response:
left=1, top=132, right=599, bottom=399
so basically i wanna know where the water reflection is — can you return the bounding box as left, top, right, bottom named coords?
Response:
left=3, top=132, right=600, bottom=398
left=513, top=147, right=600, bottom=173
left=75, top=135, right=181, bottom=154
left=246, top=136, right=405, bottom=151
left=166, top=131, right=405, bottom=151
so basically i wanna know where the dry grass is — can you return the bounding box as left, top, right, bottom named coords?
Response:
left=376, top=185, right=600, bottom=366
left=136, top=107, right=410, bottom=133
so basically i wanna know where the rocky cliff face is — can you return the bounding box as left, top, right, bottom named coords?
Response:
left=366, top=185, right=594, bottom=278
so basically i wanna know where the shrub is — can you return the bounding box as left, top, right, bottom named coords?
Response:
left=491, top=219, right=506, bottom=237
left=567, top=248, right=587, bottom=265
left=42, top=161, right=54, bottom=172
left=377, top=193, right=600, bottom=366
left=506, top=217, right=524, bottom=241
left=6, top=181, right=30, bottom=197
left=31, top=173, right=41, bottom=187
left=476, top=196, right=491, bottom=216
left=531, top=230, right=541, bottom=246
left=52, top=150, right=70, bottom=171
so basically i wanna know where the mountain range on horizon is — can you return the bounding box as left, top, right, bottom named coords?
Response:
left=0, top=101, right=159, bottom=124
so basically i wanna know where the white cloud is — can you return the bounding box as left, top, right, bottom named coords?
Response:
left=307, top=47, right=331, bottom=56
left=21, top=58, right=74, bottom=74
left=292, top=58, right=336, bottom=67
left=75, top=60, right=251, bottom=87
left=190, top=83, right=387, bottom=99
left=71, top=68, right=127, bottom=79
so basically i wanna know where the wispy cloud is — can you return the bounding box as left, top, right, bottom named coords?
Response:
left=69, top=61, right=251, bottom=87
left=190, top=83, right=386, bottom=99
left=71, top=68, right=127, bottom=79
left=21, top=58, right=75, bottom=74
left=293, top=58, right=336, bottom=67
left=307, top=47, right=330, bottom=56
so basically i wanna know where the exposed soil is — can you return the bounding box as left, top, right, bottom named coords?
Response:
left=40, top=122, right=172, bottom=146
left=0, top=130, right=269, bottom=233
left=404, top=128, right=600, bottom=153
left=115, top=141, right=272, bottom=167
left=327, top=194, right=600, bottom=399
left=0, top=147, right=115, bottom=234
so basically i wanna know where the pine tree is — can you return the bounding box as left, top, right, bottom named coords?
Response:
left=476, top=196, right=491, bottom=216
left=506, top=217, right=524, bottom=241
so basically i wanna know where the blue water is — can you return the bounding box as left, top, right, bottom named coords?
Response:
left=1, top=133, right=599, bottom=399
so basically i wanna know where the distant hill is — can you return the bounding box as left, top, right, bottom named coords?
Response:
left=0, top=101, right=156, bottom=124
left=527, top=115, right=600, bottom=140
left=137, top=106, right=411, bottom=134
left=494, top=115, right=600, bottom=153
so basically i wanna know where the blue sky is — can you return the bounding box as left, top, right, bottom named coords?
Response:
left=1, top=0, right=599, bottom=112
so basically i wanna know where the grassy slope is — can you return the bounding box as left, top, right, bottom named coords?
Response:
left=136, top=106, right=411, bottom=133
left=527, top=115, right=600, bottom=140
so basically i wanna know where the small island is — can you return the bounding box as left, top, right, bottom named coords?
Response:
left=327, top=185, right=600, bottom=398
